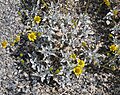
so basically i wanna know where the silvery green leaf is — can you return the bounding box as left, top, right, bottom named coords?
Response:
left=61, top=83, right=65, bottom=88
left=41, top=74, right=46, bottom=83
left=28, top=53, right=32, bottom=58
left=53, top=77, right=59, bottom=83
left=32, top=64, right=36, bottom=70
left=30, top=59, right=34, bottom=64
left=37, top=65, right=40, bottom=72
left=66, top=82, right=72, bottom=86
left=57, top=71, right=63, bottom=75
left=36, top=0, right=40, bottom=8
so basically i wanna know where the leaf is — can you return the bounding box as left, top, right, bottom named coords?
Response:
left=49, top=67, right=53, bottom=71
left=55, top=69, right=60, bottom=74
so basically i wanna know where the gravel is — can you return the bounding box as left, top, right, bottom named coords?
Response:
left=0, top=0, right=120, bottom=95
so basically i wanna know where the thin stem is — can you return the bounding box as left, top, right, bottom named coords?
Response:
left=84, top=0, right=90, bottom=15
left=96, top=2, right=104, bottom=15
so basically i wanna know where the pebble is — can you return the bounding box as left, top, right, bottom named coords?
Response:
left=58, top=88, right=63, bottom=93
left=42, top=93, right=49, bottom=95
left=106, top=20, right=110, bottom=25
left=52, top=87, right=57, bottom=93
left=3, top=76, right=7, bottom=80
left=82, top=89, right=88, bottom=94
left=46, top=88, right=50, bottom=92
left=8, top=74, right=12, bottom=78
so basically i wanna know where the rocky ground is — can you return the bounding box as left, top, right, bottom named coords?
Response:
left=0, top=0, right=120, bottom=95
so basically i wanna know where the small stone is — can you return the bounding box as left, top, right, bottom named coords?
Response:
left=18, top=70, right=22, bottom=73
left=42, top=93, right=49, bottom=95
left=58, top=88, right=63, bottom=92
left=8, top=74, right=12, bottom=78
left=82, top=89, right=88, bottom=94
left=3, top=76, right=7, bottom=80
left=56, top=32, right=63, bottom=37
left=64, top=46, right=72, bottom=51
left=41, top=89, right=44, bottom=93
left=94, top=73, right=98, bottom=77
left=106, top=20, right=110, bottom=25
left=18, top=84, right=24, bottom=88
left=45, top=88, right=50, bottom=92
left=52, top=87, right=56, bottom=93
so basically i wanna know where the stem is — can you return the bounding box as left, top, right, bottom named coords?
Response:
left=84, top=0, right=90, bottom=15
left=96, top=2, right=104, bottom=15
left=41, top=0, right=48, bottom=8
left=21, top=62, right=34, bottom=73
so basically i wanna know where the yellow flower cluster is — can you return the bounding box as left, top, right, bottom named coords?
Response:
left=77, top=59, right=85, bottom=68
left=1, top=35, right=21, bottom=48
left=73, top=59, right=85, bottom=76
left=15, top=35, right=20, bottom=42
left=34, top=16, right=41, bottom=24
left=70, top=53, right=77, bottom=60
left=113, top=10, right=118, bottom=16
left=70, top=53, right=85, bottom=76
left=28, top=32, right=37, bottom=42
left=103, top=0, right=110, bottom=6
left=10, top=35, right=20, bottom=47
left=73, top=66, right=83, bottom=76
left=112, top=10, right=118, bottom=17
left=109, top=44, right=118, bottom=52
left=1, top=40, right=7, bottom=48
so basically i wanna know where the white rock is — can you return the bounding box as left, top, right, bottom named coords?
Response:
left=106, top=20, right=110, bottom=25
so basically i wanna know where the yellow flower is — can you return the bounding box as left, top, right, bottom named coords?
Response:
left=1, top=40, right=7, bottom=48
left=109, top=44, right=118, bottom=52
left=82, top=41, right=87, bottom=47
left=77, top=59, right=85, bottom=67
left=49, top=67, right=53, bottom=71
left=112, top=10, right=118, bottom=16
left=111, top=66, right=116, bottom=71
left=73, top=66, right=83, bottom=76
left=10, top=42, right=15, bottom=47
left=117, top=49, right=120, bottom=55
left=34, top=16, right=41, bottom=24
left=15, top=35, right=20, bottom=42
left=55, top=69, right=60, bottom=74
left=103, top=0, right=110, bottom=6
left=20, top=53, right=23, bottom=57
left=70, top=53, right=77, bottom=60
left=21, top=59, right=25, bottom=64
left=109, top=34, right=113, bottom=38
left=28, top=32, right=37, bottom=42
left=37, top=32, right=42, bottom=37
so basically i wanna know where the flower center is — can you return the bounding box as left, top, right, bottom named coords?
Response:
left=36, top=18, right=39, bottom=21
left=30, top=34, right=34, bottom=39
left=75, top=68, right=80, bottom=73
